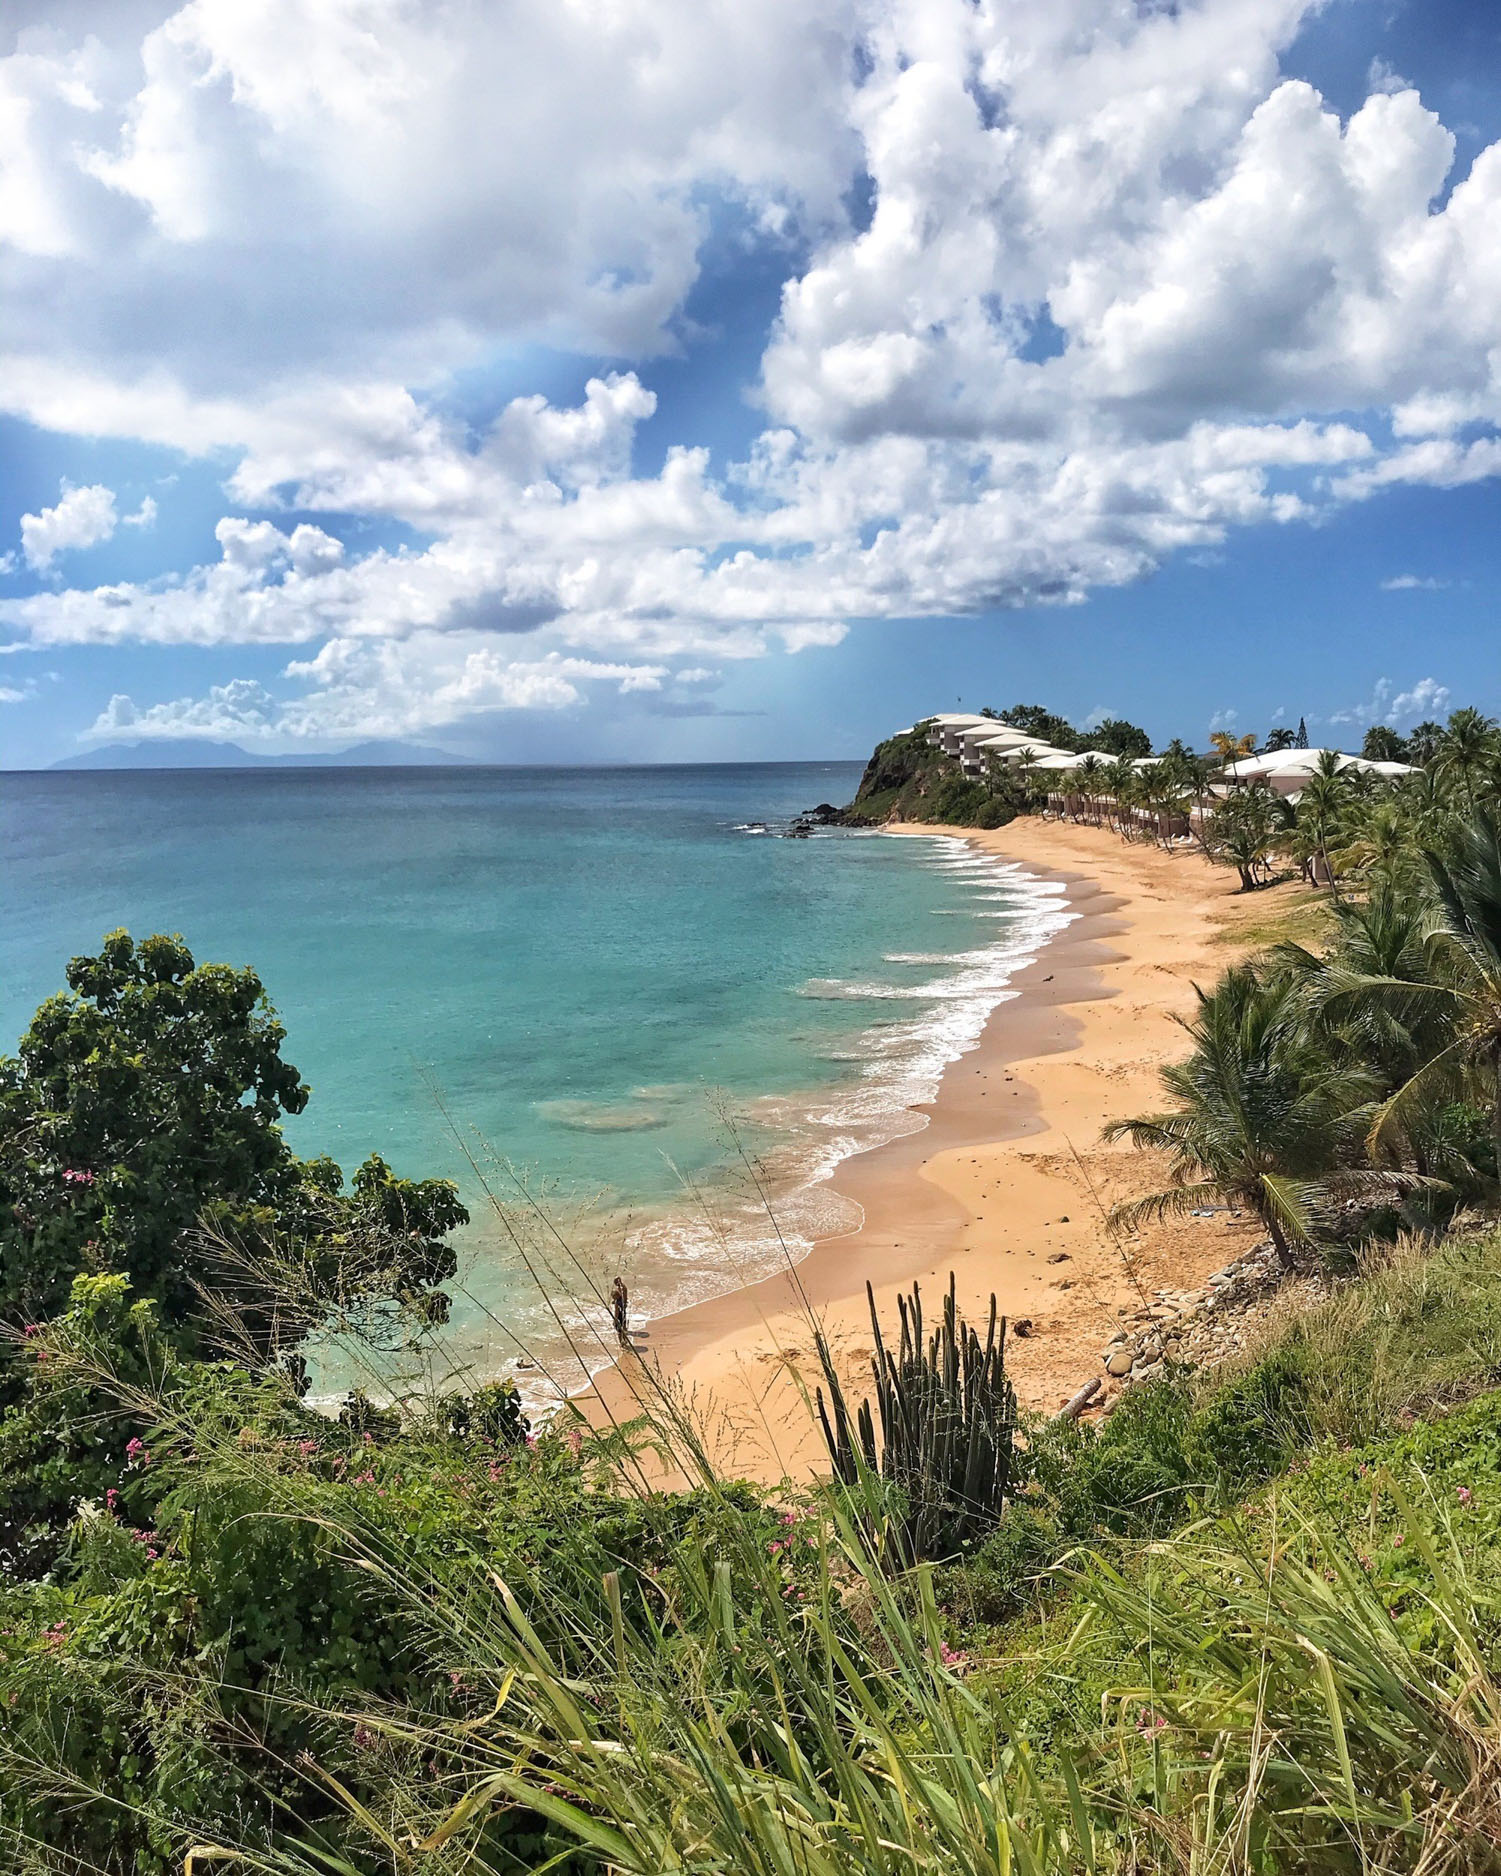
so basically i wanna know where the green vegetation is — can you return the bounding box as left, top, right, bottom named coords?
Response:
left=10, top=784, right=1501, bottom=1871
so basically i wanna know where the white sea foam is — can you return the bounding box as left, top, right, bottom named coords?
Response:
left=604, top=842, right=1076, bottom=1335
left=459, top=837, right=1078, bottom=1416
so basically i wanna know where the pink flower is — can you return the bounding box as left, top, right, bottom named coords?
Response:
left=565, top=1427, right=584, bottom=1457
left=21, top=1324, right=41, bottom=1339
left=1457, top=1485, right=1472, bottom=1506
left=939, top=1643, right=969, bottom=1669
left=125, top=1437, right=150, bottom=1468
left=298, top=1439, right=318, bottom=1458
left=61, top=1169, right=95, bottom=1186
left=105, top=1488, right=120, bottom=1513
left=1392, top=1532, right=1404, bottom=1548
left=1135, top=1707, right=1168, bottom=1737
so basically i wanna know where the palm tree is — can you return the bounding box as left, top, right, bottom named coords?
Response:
left=1333, top=798, right=1422, bottom=892
left=1209, top=729, right=1257, bottom=766
left=1209, top=785, right=1289, bottom=890
left=1294, top=751, right=1353, bottom=899
left=1076, top=752, right=1104, bottom=825
left=1433, top=708, right=1501, bottom=809
left=1105, top=967, right=1408, bottom=1268
left=1337, top=806, right=1501, bottom=1169
left=1282, top=888, right=1453, bottom=1173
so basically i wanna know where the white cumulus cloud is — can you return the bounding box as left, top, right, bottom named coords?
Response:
left=0, top=0, right=1498, bottom=741
left=19, top=482, right=118, bottom=570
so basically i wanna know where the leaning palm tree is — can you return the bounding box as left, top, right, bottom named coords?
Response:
left=1105, top=966, right=1414, bottom=1268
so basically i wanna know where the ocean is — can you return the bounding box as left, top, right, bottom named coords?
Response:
left=1, top=764, right=1073, bottom=1402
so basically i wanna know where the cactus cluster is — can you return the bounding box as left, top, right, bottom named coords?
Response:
left=816, top=1274, right=1017, bottom=1560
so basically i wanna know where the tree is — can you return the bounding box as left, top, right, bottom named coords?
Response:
left=1347, top=807, right=1501, bottom=1171
left=1105, top=967, right=1406, bottom=1269
left=1433, top=708, right=1501, bottom=809
left=1209, top=729, right=1257, bottom=764
left=1407, top=720, right=1444, bottom=768
left=1000, top=703, right=1080, bottom=751
left=1081, top=716, right=1152, bottom=759
left=1294, top=751, right=1354, bottom=900
left=1361, top=725, right=1408, bottom=763
left=1262, top=728, right=1297, bottom=753
left=0, top=932, right=467, bottom=1343
left=1294, top=717, right=1309, bottom=748
left=1208, top=786, right=1288, bottom=890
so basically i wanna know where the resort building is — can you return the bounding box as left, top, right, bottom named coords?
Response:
left=1216, top=747, right=1417, bottom=798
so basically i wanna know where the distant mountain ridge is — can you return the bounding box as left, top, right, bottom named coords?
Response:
left=49, top=739, right=478, bottom=771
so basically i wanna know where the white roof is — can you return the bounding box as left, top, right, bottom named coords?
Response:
left=1025, top=750, right=1094, bottom=770
left=962, top=724, right=1043, bottom=748
left=923, top=712, right=993, bottom=729
left=1222, top=747, right=1417, bottom=782
left=999, top=743, right=1070, bottom=764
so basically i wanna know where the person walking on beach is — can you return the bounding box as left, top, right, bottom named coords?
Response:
left=610, top=1275, right=630, bottom=1345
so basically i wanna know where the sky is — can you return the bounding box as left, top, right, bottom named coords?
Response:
left=1, top=0, right=1499, bottom=770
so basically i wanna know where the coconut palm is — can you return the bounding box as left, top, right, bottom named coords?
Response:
left=1208, top=784, right=1289, bottom=890
left=1076, top=751, right=1104, bottom=825
left=1209, top=729, right=1257, bottom=765
left=1334, top=797, right=1423, bottom=891
left=1335, top=806, right=1501, bottom=1169
left=1105, top=966, right=1415, bottom=1268
left=1293, top=752, right=1354, bottom=899
left=1433, top=708, right=1501, bottom=808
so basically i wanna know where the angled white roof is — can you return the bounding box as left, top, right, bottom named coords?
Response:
left=1222, top=747, right=1417, bottom=782
left=1025, top=751, right=1094, bottom=771
left=962, top=724, right=1043, bottom=748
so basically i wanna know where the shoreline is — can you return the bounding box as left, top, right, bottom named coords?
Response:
left=586, top=818, right=1298, bottom=1481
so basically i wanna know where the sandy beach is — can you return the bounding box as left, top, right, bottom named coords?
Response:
left=588, top=818, right=1314, bottom=1482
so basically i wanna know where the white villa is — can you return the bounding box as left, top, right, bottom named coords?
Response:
left=1217, top=747, right=1417, bottom=798
left=901, top=714, right=1420, bottom=843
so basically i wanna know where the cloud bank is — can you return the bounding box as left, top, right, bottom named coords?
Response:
left=2, top=0, right=1499, bottom=742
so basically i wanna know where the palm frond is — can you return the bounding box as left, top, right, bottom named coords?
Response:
left=1107, top=1181, right=1225, bottom=1236
left=1367, top=1036, right=1473, bottom=1162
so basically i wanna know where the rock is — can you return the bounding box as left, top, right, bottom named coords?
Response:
left=1047, top=1252, right=1071, bottom=1264
left=1012, top=1317, right=1035, bottom=1338
left=1104, top=1348, right=1134, bottom=1378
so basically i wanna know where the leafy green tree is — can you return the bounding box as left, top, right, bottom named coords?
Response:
left=1262, top=727, right=1297, bottom=753
left=1081, top=716, right=1152, bottom=759
left=1345, top=807, right=1501, bottom=1170
left=0, top=932, right=467, bottom=1344
left=1000, top=703, right=1080, bottom=750
left=1293, top=751, right=1354, bottom=898
left=1361, top=724, right=1408, bottom=763
left=1208, top=785, right=1288, bottom=890
left=1105, top=967, right=1407, bottom=1268
left=1434, top=708, right=1501, bottom=808
left=1407, top=720, right=1444, bottom=767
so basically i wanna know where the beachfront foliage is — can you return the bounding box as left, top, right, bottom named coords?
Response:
left=9, top=1224, right=1501, bottom=1872
left=11, top=787, right=1501, bottom=1867
left=0, top=928, right=468, bottom=1352
left=816, top=1276, right=1016, bottom=1560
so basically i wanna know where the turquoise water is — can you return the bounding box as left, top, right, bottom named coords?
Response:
left=2, top=765, right=1072, bottom=1397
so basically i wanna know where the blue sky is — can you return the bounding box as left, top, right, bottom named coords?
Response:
left=1, top=0, right=1499, bottom=769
